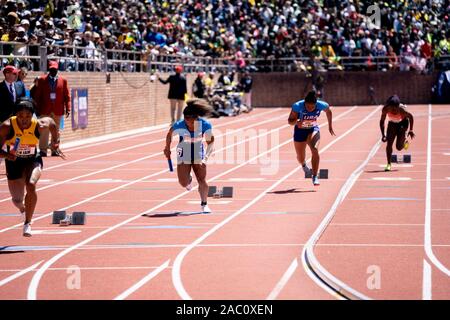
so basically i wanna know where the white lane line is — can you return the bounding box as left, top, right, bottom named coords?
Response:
left=114, top=259, right=170, bottom=300
left=425, top=104, right=450, bottom=278
left=372, top=177, right=412, bottom=181
left=172, top=106, right=378, bottom=300
left=377, top=164, right=414, bottom=168
left=0, top=266, right=172, bottom=272
left=302, top=130, right=383, bottom=301
left=31, top=230, right=82, bottom=235
left=331, top=223, right=424, bottom=227
left=27, top=107, right=358, bottom=300
left=0, top=109, right=283, bottom=183
left=2, top=242, right=449, bottom=255
left=266, top=258, right=298, bottom=300
left=0, top=114, right=287, bottom=234
left=228, top=178, right=266, bottom=182
left=0, top=261, right=44, bottom=288
left=422, top=260, right=432, bottom=300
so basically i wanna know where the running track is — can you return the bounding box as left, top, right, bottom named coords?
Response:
left=0, top=105, right=448, bottom=300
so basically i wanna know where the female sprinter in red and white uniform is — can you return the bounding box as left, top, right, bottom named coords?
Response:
left=379, top=95, right=415, bottom=171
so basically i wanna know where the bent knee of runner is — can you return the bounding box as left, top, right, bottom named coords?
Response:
left=310, top=144, right=319, bottom=154
left=12, top=196, right=24, bottom=207
left=296, top=155, right=306, bottom=164
left=179, top=179, right=189, bottom=188
left=395, top=140, right=404, bottom=151
left=310, top=132, right=321, bottom=149
left=196, top=176, right=207, bottom=185
left=25, top=182, right=37, bottom=193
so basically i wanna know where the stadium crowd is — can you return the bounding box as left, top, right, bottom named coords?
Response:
left=0, top=0, right=449, bottom=72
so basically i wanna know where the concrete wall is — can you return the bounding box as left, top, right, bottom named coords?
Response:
left=24, top=70, right=437, bottom=143
left=251, top=71, right=437, bottom=107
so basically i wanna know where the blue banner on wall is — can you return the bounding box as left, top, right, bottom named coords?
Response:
left=71, top=88, right=88, bottom=130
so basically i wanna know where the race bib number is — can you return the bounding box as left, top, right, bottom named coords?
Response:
left=15, top=144, right=36, bottom=157
left=301, top=120, right=316, bottom=128
left=177, top=147, right=183, bottom=157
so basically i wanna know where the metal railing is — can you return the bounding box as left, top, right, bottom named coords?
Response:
left=1, top=41, right=449, bottom=74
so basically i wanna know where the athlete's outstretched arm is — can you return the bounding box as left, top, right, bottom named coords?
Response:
left=325, top=107, right=335, bottom=136
left=405, top=110, right=415, bottom=139
left=164, top=127, right=174, bottom=159
left=380, top=106, right=388, bottom=141
left=288, top=110, right=299, bottom=126
left=158, top=75, right=170, bottom=84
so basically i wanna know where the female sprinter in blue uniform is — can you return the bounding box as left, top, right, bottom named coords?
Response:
left=0, top=98, right=62, bottom=236
left=288, top=91, right=335, bottom=186
left=164, top=99, right=215, bottom=213
left=379, top=95, right=415, bottom=171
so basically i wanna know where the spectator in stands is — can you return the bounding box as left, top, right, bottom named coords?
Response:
left=15, top=66, right=28, bottom=98
left=158, top=65, right=187, bottom=124
left=372, top=42, right=388, bottom=71
left=387, top=45, right=399, bottom=70
left=33, top=61, right=71, bottom=157
left=0, top=66, right=24, bottom=123
left=0, top=0, right=448, bottom=73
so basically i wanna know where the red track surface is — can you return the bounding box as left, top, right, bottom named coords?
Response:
left=0, top=105, right=448, bottom=300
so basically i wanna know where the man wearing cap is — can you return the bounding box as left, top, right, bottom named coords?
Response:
left=158, top=65, right=187, bottom=124
left=0, top=66, right=25, bottom=123
left=32, top=61, right=71, bottom=157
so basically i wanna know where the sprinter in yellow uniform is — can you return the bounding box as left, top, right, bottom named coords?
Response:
left=0, top=98, right=63, bottom=237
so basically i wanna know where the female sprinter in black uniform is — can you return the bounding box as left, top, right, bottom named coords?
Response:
left=164, top=99, right=215, bottom=213
left=0, top=98, right=62, bottom=236
left=379, top=95, right=415, bottom=171
left=288, top=91, right=335, bottom=186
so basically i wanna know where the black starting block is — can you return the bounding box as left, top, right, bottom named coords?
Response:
left=52, top=211, right=86, bottom=226
left=208, top=186, right=233, bottom=198
left=305, top=169, right=329, bottom=179
left=391, top=154, right=411, bottom=163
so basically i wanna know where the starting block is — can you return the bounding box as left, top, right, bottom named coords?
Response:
left=305, top=169, right=329, bottom=179
left=52, top=211, right=86, bottom=226
left=208, top=186, right=233, bottom=198
left=391, top=154, right=411, bottom=163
